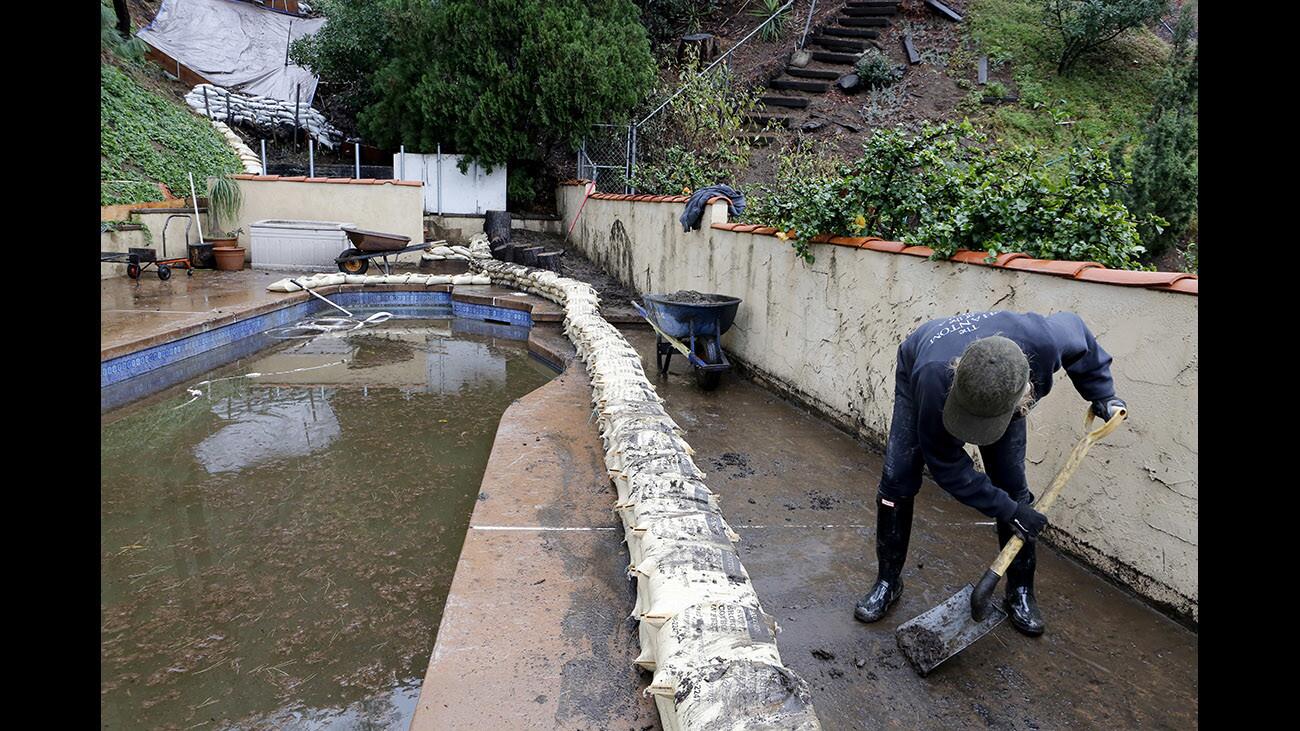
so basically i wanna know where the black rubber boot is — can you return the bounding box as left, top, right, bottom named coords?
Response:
left=997, top=519, right=1045, bottom=636
left=854, top=494, right=914, bottom=623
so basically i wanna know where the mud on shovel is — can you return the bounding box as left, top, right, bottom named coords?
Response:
left=895, top=407, right=1128, bottom=676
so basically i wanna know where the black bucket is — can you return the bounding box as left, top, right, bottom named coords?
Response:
left=188, top=243, right=216, bottom=269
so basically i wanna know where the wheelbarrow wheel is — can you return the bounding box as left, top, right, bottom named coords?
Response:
left=126, top=263, right=141, bottom=280
left=157, top=264, right=172, bottom=281
left=694, top=337, right=722, bottom=391
left=338, top=248, right=369, bottom=275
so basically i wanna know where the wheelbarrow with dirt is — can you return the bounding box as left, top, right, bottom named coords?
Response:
left=335, top=226, right=444, bottom=275
left=633, top=291, right=742, bottom=391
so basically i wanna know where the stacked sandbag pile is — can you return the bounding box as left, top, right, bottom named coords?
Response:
left=185, top=84, right=344, bottom=149
left=210, top=119, right=264, bottom=174
left=471, top=256, right=822, bottom=731
left=420, top=233, right=490, bottom=264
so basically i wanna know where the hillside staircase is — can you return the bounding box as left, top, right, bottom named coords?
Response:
left=749, top=0, right=901, bottom=142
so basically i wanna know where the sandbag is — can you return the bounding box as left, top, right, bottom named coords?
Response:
left=657, top=660, right=821, bottom=731
left=631, top=541, right=756, bottom=623
left=637, top=602, right=780, bottom=688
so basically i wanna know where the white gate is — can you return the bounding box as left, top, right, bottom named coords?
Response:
left=394, top=151, right=507, bottom=215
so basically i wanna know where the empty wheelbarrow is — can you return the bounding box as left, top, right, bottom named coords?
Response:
left=633, top=291, right=742, bottom=391
left=336, top=226, right=444, bottom=275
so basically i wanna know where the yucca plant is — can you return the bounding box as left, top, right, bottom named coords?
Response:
left=750, top=0, right=789, bottom=42
left=206, top=173, right=244, bottom=238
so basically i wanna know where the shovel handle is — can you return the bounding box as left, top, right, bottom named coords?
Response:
left=989, top=407, right=1126, bottom=576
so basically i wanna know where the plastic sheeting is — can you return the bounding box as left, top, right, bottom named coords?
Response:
left=139, top=0, right=325, bottom=104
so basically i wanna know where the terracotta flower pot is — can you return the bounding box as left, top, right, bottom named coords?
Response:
left=204, top=236, right=238, bottom=248
left=212, top=246, right=247, bottom=271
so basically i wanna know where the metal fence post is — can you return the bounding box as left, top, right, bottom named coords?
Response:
left=628, top=124, right=638, bottom=194
left=308, top=138, right=315, bottom=177
left=436, top=143, right=443, bottom=216
left=399, top=145, right=406, bottom=179
left=261, top=139, right=267, bottom=175
left=354, top=142, right=361, bottom=178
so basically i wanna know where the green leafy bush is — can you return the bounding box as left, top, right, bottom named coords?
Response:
left=1040, top=0, right=1168, bottom=74
left=854, top=50, right=899, bottom=88
left=100, top=65, right=242, bottom=206
left=749, top=121, right=1154, bottom=269
left=628, top=59, right=767, bottom=194
left=1123, top=3, right=1197, bottom=256
left=289, top=0, right=399, bottom=117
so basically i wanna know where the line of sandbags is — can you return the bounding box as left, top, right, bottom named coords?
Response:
left=185, top=84, right=344, bottom=149
left=470, top=256, right=821, bottom=731
left=266, top=271, right=491, bottom=292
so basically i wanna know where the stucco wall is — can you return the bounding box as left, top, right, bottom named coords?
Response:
left=100, top=227, right=148, bottom=279
left=558, top=184, right=1199, bottom=624
left=231, top=177, right=425, bottom=262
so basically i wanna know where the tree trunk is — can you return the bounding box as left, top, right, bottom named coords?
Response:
left=113, top=0, right=131, bottom=38
left=484, top=210, right=512, bottom=248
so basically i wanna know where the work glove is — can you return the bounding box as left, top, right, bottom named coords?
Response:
left=1010, top=502, right=1047, bottom=543
left=1091, top=397, right=1127, bottom=421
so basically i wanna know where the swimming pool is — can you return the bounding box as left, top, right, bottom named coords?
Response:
left=101, top=314, right=557, bottom=729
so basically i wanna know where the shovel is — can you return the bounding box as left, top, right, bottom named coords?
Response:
left=895, top=406, right=1128, bottom=676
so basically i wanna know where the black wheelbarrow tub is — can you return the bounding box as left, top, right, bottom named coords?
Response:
left=341, top=225, right=412, bottom=253
left=641, top=292, right=742, bottom=340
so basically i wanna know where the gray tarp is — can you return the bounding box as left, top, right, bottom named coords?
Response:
left=139, top=0, right=325, bottom=104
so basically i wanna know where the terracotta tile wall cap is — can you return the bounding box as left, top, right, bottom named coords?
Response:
left=711, top=223, right=740, bottom=231
left=324, top=178, right=355, bottom=184
left=829, top=235, right=868, bottom=246
left=732, top=224, right=760, bottom=233
left=1074, top=269, right=1190, bottom=286
left=1003, top=259, right=1103, bottom=277
left=393, top=180, right=423, bottom=187
left=278, top=176, right=307, bottom=182
left=752, top=226, right=779, bottom=236
left=899, top=245, right=935, bottom=257
left=232, top=173, right=259, bottom=180
left=706, top=195, right=732, bottom=205
left=860, top=239, right=908, bottom=253
left=1154, top=278, right=1199, bottom=294
left=810, top=234, right=833, bottom=244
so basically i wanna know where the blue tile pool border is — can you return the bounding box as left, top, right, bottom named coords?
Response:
left=102, top=290, right=534, bottom=390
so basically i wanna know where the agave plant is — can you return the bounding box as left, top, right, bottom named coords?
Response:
left=750, top=0, right=790, bottom=42
left=206, top=173, right=244, bottom=237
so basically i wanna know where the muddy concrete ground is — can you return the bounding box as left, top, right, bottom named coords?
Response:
left=620, top=327, right=1197, bottom=729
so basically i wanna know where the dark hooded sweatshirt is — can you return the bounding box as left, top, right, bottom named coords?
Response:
left=899, top=311, right=1116, bottom=520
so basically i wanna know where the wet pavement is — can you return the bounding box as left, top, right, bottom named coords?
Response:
left=619, top=327, right=1198, bottom=730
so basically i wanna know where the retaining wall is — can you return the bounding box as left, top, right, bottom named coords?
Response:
left=557, top=182, right=1199, bottom=624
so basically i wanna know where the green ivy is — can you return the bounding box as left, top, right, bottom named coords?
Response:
left=748, top=121, right=1157, bottom=269
left=101, top=64, right=241, bottom=206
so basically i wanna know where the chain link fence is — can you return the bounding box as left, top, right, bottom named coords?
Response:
left=577, top=123, right=637, bottom=193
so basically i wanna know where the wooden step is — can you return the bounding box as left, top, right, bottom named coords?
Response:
left=810, top=50, right=861, bottom=65
left=843, top=6, right=898, bottom=16
left=823, top=26, right=880, bottom=39
left=925, top=0, right=963, bottom=22
left=811, top=36, right=868, bottom=52
left=838, top=15, right=889, bottom=27
left=846, top=0, right=900, bottom=6
left=902, top=32, right=921, bottom=64
left=760, top=95, right=810, bottom=109
left=785, top=66, right=841, bottom=79
left=769, top=78, right=830, bottom=93
left=746, top=113, right=793, bottom=129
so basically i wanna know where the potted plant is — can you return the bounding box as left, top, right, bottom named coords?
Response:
left=205, top=173, right=246, bottom=270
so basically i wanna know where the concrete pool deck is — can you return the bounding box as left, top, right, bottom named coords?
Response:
left=101, top=270, right=1197, bottom=728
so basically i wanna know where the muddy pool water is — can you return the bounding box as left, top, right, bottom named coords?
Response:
left=101, top=318, right=556, bottom=730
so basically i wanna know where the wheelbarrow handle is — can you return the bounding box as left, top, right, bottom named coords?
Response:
left=971, top=407, right=1127, bottom=620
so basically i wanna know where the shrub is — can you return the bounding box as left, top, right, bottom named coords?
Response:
left=289, top=0, right=400, bottom=117
left=1040, top=0, right=1169, bottom=74
left=633, top=1, right=723, bottom=49
left=750, top=0, right=791, bottom=43
left=749, top=121, right=1154, bottom=269
left=854, top=50, right=899, bottom=88
left=1124, top=3, right=1197, bottom=256
left=628, top=58, right=766, bottom=194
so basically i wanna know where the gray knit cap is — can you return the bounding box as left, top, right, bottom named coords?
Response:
left=943, top=335, right=1030, bottom=446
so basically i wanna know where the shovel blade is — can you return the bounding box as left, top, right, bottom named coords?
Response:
left=895, top=585, right=1007, bottom=676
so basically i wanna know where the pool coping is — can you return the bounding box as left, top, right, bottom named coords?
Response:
left=101, top=284, right=570, bottom=390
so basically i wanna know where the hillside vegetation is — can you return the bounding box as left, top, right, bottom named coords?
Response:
left=100, top=63, right=240, bottom=206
